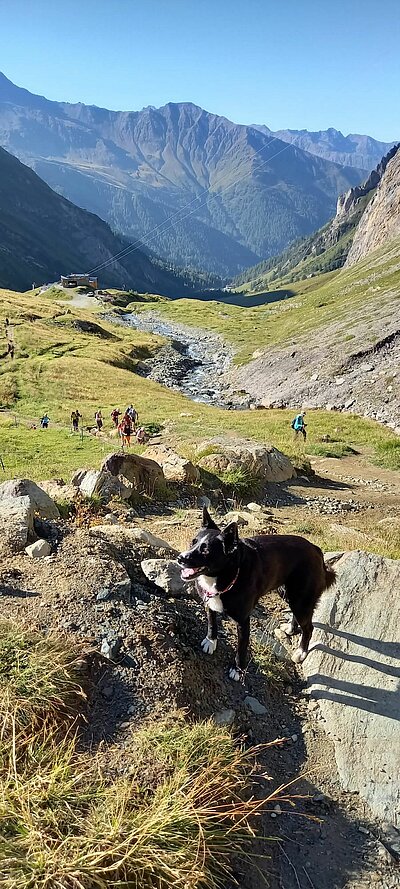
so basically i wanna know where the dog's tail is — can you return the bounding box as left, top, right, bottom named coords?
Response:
left=324, top=562, right=336, bottom=590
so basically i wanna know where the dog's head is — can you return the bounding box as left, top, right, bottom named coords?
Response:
left=177, top=507, right=239, bottom=581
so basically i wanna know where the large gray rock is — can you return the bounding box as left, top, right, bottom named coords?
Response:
left=142, top=445, right=200, bottom=484
left=0, top=495, right=33, bottom=553
left=0, top=479, right=59, bottom=520
left=102, top=452, right=165, bottom=494
left=302, top=551, right=400, bottom=827
left=198, top=437, right=295, bottom=483
left=71, top=469, right=132, bottom=501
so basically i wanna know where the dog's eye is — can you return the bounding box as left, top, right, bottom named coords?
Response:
left=199, top=542, right=208, bottom=554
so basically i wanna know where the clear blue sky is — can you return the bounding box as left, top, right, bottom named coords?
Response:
left=1, top=0, right=399, bottom=140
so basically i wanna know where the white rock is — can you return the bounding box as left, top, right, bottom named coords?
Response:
left=141, top=558, right=187, bottom=595
left=25, top=539, right=52, bottom=558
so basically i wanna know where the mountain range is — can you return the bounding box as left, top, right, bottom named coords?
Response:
left=0, top=72, right=367, bottom=277
left=252, top=125, right=396, bottom=171
left=0, top=145, right=189, bottom=294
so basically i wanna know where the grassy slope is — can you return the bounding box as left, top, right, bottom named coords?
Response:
left=126, top=236, right=400, bottom=365
left=0, top=283, right=398, bottom=481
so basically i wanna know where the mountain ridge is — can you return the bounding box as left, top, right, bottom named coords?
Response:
left=0, top=144, right=193, bottom=294
left=252, top=123, right=397, bottom=171
left=0, top=72, right=364, bottom=277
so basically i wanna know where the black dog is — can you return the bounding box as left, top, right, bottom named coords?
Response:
left=178, top=507, right=336, bottom=680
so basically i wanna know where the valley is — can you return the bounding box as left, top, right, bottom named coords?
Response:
left=0, top=51, right=399, bottom=889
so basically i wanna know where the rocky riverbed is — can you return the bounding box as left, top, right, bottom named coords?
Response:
left=107, top=311, right=257, bottom=409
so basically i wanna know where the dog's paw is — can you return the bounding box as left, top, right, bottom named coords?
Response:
left=228, top=667, right=241, bottom=682
left=292, top=647, right=308, bottom=664
left=201, top=636, right=217, bottom=655
left=280, top=621, right=297, bottom=636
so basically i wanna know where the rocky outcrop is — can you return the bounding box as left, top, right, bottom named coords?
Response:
left=346, top=145, right=400, bottom=266
left=198, top=438, right=295, bottom=483
left=71, top=468, right=132, bottom=501
left=143, top=445, right=200, bottom=484
left=302, top=551, right=400, bottom=826
left=0, top=495, right=33, bottom=553
left=0, top=479, right=59, bottom=520
left=336, top=143, right=399, bottom=217
left=101, top=452, right=165, bottom=495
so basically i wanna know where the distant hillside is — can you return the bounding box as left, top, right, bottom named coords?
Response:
left=233, top=144, right=399, bottom=290
left=0, top=146, right=192, bottom=294
left=346, top=144, right=400, bottom=266
left=252, top=125, right=397, bottom=171
left=0, top=73, right=364, bottom=277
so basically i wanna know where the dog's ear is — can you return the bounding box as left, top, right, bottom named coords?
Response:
left=222, top=521, right=239, bottom=554
left=202, top=506, right=220, bottom=530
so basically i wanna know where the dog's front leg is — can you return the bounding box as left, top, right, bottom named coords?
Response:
left=229, top=617, right=250, bottom=681
left=201, top=607, right=218, bottom=655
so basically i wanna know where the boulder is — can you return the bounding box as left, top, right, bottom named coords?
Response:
left=39, top=479, right=76, bottom=502
left=141, top=558, right=189, bottom=596
left=25, top=538, right=52, bottom=559
left=0, top=479, right=59, bottom=520
left=143, top=445, right=200, bottom=484
left=197, top=438, right=295, bottom=483
left=302, top=551, right=400, bottom=826
left=71, top=469, right=132, bottom=501
left=102, top=452, right=165, bottom=495
left=90, top=525, right=175, bottom=553
left=0, top=495, right=33, bottom=553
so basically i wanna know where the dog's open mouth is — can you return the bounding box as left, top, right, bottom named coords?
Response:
left=180, top=566, right=205, bottom=580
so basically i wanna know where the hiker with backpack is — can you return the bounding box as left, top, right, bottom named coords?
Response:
left=71, top=409, right=82, bottom=433
left=111, top=408, right=121, bottom=427
left=40, top=413, right=50, bottom=430
left=291, top=411, right=307, bottom=441
left=95, top=409, right=103, bottom=432
left=125, top=404, right=139, bottom=430
left=119, top=412, right=133, bottom=448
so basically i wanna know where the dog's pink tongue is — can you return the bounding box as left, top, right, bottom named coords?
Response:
left=181, top=567, right=197, bottom=579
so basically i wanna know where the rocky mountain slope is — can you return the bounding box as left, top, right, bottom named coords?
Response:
left=0, top=145, right=189, bottom=294
left=233, top=144, right=399, bottom=289
left=253, top=125, right=397, bottom=170
left=228, top=237, right=400, bottom=428
left=0, top=72, right=364, bottom=277
left=346, top=144, right=400, bottom=266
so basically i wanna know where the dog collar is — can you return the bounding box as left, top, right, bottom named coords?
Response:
left=217, top=565, right=240, bottom=595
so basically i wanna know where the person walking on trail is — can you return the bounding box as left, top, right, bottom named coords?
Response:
left=125, top=404, right=139, bottom=429
left=119, top=412, right=133, bottom=448
left=291, top=411, right=307, bottom=441
left=95, top=409, right=103, bottom=432
left=111, top=408, right=121, bottom=428
left=136, top=426, right=149, bottom=445
left=40, top=413, right=50, bottom=430
left=71, top=409, right=81, bottom=433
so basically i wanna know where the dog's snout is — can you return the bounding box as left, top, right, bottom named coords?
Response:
left=177, top=550, right=191, bottom=565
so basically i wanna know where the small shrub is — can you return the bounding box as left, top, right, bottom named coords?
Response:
left=220, top=465, right=261, bottom=498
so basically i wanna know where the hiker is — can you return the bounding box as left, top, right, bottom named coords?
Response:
left=291, top=411, right=307, bottom=441
left=40, top=413, right=50, bottom=429
left=136, top=426, right=149, bottom=445
left=111, top=407, right=121, bottom=427
left=71, top=409, right=81, bottom=433
left=119, top=412, right=133, bottom=448
left=7, top=341, right=14, bottom=359
left=125, top=404, right=139, bottom=429
left=95, top=409, right=103, bottom=432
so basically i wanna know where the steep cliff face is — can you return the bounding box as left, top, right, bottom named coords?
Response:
left=345, top=145, right=400, bottom=266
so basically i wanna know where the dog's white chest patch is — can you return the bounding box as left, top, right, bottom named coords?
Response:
left=197, top=575, right=224, bottom=613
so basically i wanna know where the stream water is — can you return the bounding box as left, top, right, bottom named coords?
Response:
left=108, top=311, right=255, bottom=409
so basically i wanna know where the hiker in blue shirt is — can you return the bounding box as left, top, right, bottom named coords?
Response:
left=291, top=411, right=307, bottom=441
